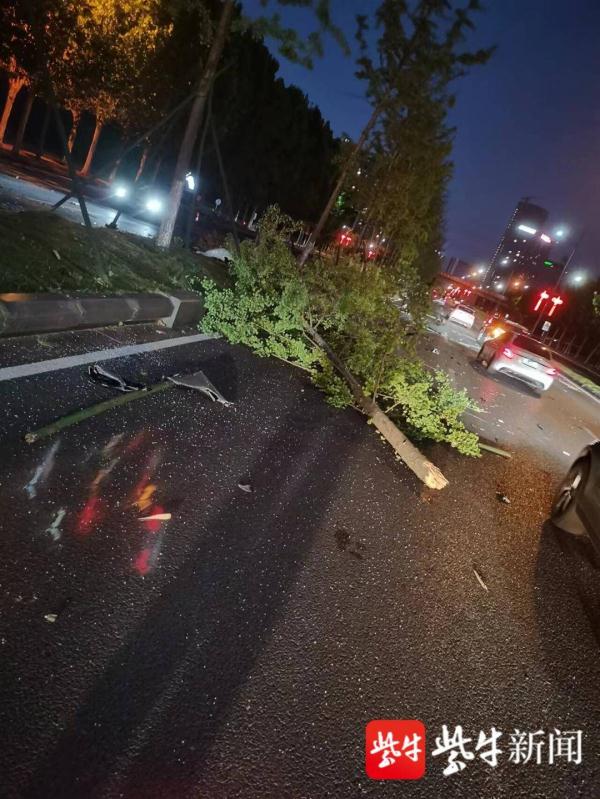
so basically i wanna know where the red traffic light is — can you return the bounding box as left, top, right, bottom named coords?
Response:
left=548, top=295, right=564, bottom=317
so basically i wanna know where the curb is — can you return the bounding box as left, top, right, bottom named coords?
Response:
left=0, top=291, right=204, bottom=337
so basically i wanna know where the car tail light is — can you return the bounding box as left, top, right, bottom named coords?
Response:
left=545, top=366, right=557, bottom=375
left=502, top=347, right=514, bottom=359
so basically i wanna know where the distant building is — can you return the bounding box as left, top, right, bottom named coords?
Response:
left=446, top=257, right=475, bottom=278
left=486, top=199, right=558, bottom=290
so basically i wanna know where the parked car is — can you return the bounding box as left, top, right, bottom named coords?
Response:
left=551, top=442, right=600, bottom=543
left=448, top=304, right=475, bottom=328
left=476, top=333, right=557, bottom=393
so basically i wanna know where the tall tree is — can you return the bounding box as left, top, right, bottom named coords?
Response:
left=156, top=0, right=347, bottom=249
left=156, top=0, right=236, bottom=248
left=0, top=56, right=28, bottom=145
left=0, top=1, right=79, bottom=145
left=298, top=0, right=492, bottom=266
left=70, top=0, right=166, bottom=175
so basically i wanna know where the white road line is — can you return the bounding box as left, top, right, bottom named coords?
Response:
left=559, top=375, right=600, bottom=406
left=0, top=333, right=220, bottom=382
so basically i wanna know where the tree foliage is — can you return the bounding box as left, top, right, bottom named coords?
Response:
left=198, top=208, right=480, bottom=456
left=342, top=0, right=491, bottom=280
left=210, top=28, right=339, bottom=222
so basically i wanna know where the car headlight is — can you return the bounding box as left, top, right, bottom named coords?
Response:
left=145, top=197, right=163, bottom=214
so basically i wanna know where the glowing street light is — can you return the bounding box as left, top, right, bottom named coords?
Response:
left=571, top=271, right=587, bottom=285
left=555, top=228, right=566, bottom=238
left=540, top=233, right=552, bottom=244
left=501, top=258, right=510, bottom=265
left=495, top=282, right=505, bottom=291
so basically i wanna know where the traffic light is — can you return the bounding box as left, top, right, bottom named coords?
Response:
left=548, top=295, right=564, bottom=317
left=534, top=290, right=549, bottom=312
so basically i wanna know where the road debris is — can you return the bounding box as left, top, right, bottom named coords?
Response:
left=432, top=348, right=440, bottom=355
left=25, top=382, right=172, bottom=443
left=52, top=249, right=61, bottom=261
left=88, top=364, right=146, bottom=393
left=26, top=370, right=232, bottom=443
left=168, top=371, right=233, bottom=406
left=472, top=566, right=489, bottom=592
left=562, top=451, right=571, bottom=457
left=44, top=613, right=58, bottom=623
left=238, top=483, right=253, bottom=493
left=496, top=492, right=511, bottom=505
left=202, top=247, right=233, bottom=262
left=479, top=443, right=512, bottom=459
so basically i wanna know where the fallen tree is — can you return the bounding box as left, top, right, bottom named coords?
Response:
left=197, top=208, right=480, bottom=489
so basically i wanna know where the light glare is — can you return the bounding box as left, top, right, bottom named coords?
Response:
left=146, top=197, right=163, bottom=213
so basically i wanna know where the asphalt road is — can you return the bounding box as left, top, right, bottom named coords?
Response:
left=1, top=326, right=600, bottom=798
left=422, top=314, right=600, bottom=472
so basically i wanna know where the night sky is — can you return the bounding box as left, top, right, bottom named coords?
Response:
left=242, top=0, right=600, bottom=277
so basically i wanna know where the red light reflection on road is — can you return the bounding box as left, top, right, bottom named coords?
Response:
left=134, top=502, right=168, bottom=575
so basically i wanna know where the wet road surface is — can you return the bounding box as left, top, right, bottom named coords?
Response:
left=421, top=315, right=600, bottom=471
left=1, top=327, right=600, bottom=798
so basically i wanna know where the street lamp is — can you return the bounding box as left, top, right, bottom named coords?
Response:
left=571, top=271, right=587, bottom=285
left=555, top=228, right=566, bottom=239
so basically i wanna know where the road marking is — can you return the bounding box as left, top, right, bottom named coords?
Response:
left=559, top=375, right=600, bottom=406
left=582, top=426, right=599, bottom=440
left=0, top=333, right=219, bottom=382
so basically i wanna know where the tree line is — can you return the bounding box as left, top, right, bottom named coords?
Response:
left=0, top=0, right=340, bottom=224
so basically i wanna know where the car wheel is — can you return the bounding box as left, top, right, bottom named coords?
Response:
left=551, top=457, right=590, bottom=535
left=484, top=353, right=495, bottom=370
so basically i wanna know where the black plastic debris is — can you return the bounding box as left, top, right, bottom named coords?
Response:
left=168, top=371, right=233, bottom=406
left=88, top=364, right=146, bottom=393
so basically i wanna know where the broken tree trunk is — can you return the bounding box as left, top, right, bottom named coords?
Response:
left=305, top=324, right=448, bottom=489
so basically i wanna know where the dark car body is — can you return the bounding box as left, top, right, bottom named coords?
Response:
left=551, top=441, right=600, bottom=546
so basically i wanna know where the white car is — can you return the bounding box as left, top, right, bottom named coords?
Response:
left=448, top=304, right=475, bottom=328
left=476, top=333, right=557, bottom=393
